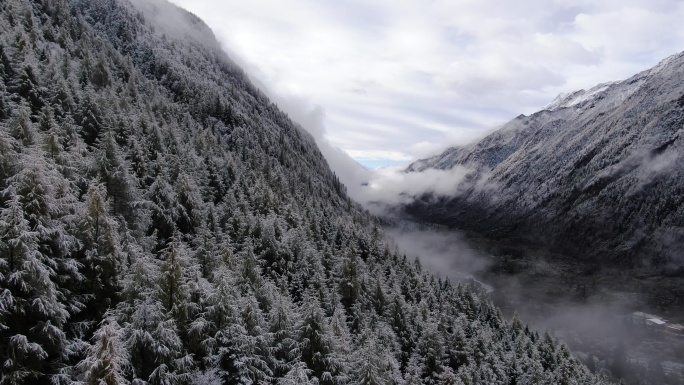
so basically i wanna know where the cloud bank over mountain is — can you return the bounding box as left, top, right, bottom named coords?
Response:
left=170, top=0, right=684, bottom=166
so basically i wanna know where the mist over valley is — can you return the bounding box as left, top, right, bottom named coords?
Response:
left=354, top=54, right=684, bottom=384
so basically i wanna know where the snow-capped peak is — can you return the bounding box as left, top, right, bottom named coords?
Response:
left=543, top=82, right=617, bottom=112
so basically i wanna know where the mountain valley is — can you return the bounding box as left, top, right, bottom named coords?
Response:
left=377, top=54, right=684, bottom=384
left=0, top=0, right=628, bottom=384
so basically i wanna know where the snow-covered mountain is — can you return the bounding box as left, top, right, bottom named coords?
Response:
left=405, top=53, right=684, bottom=271
left=0, top=0, right=614, bottom=383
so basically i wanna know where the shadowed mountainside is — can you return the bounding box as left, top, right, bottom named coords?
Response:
left=405, top=53, right=684, bottom=273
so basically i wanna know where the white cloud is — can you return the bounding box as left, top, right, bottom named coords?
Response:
left=358, top=165, right=472, bottom=206
left=169, top=0, right=684, bottom=169
left=344, top=150, right=413, bottom=162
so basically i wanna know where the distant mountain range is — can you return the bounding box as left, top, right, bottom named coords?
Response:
left=405, top=53, right=684, bottom=272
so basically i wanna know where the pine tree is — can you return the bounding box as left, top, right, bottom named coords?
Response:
left=298, top=292, right=338, bottom=384
left=352, top=333, right=392, bottom=385
left=92, top=132, right=137, bottom=222
left=76, top=315, right=130, bottom=385
left=8, top=104, right=35, bottom=146
left=0, top=130, right=18, bottom=192
left=268, top=293, right=300, bottom=380
left=279, top=362, right=316, bottom=385
left=175, top=172, right=204, bottom=235
left=13, top=65, right=44, bottom=114
left=0, top=195, right=68, bottom=383
left=147, top=172, right=178, bottom=243
left=339, top=247, right=362, bottom=315
left=77, top=183, right=122, bottom=319
left=416, top=321, right=445, bottom=383
left=76, top=91, right=102, bottom=146
left=125, top=296, right=187, bottom=384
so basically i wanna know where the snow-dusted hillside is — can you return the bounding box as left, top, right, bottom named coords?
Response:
left=405, top=53, right=684, bottom=270
left=0, top=0, right=614, bottom=383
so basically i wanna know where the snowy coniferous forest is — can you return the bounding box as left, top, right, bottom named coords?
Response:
left=0, top=0, right=612, bottom=384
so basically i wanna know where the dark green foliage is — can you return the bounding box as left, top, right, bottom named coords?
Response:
left=75, top=92, right=101, bottom=145
left=13, top=65, right=44, bottom=114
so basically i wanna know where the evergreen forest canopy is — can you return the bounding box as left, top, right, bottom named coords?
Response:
left=0, top=0, right=612, bottom=383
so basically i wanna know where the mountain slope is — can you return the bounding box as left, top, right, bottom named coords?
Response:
left=0, top=0, right=611, bottom=384
left=405, top=53, right=684, bottom=272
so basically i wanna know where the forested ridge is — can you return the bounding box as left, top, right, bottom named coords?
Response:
left=0, top=0, right=610, bottom=383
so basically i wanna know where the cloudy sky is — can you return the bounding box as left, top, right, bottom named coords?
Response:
left=169, top=0, right=684, bottom=168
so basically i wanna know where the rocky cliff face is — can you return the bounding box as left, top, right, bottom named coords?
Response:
left=405, top=53, right=684, bottom=271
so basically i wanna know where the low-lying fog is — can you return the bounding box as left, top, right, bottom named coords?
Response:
left=384, top=224, right=684, bottom=384
left=384, top=225, right=489, bottom=282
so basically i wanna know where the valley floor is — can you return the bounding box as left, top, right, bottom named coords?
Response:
left=383, top=223, right=684, bottom=384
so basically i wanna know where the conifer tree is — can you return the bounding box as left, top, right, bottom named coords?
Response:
left=268, top=293, right=300, bottom=380
left=76, top=315, right=130, bottom=385
left=298, top=292, right=339, bottom=384
left=77, top=183, right=121, bottom=319
left=0, top=195, right=68, bottom=383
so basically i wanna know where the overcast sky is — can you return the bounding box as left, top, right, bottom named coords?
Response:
left=169, top=0, right=684, bottom=168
